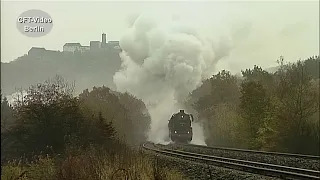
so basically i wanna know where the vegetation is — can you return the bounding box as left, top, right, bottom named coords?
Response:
left=1, top=55, right=318, bottom=179
left=1, top=76, right=185, bottom=180
left=189, top=56, right=319, bottom=155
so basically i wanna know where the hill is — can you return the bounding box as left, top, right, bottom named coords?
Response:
left=1, top=49, right=122, bottom=96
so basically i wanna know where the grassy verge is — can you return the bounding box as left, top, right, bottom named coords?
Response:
left=1, top=145, right=186, bottom=180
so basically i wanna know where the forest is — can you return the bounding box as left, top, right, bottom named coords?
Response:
left=188, top=56, right=319, bottom=155
left=1, top=55, right=319, bottom=179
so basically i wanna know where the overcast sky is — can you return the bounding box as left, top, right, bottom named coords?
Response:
left=1, top=0, right=319, bottom=71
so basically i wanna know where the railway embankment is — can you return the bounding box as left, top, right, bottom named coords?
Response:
left=143, top=142, right=320, bottom=180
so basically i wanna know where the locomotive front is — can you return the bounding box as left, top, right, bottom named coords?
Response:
left=168, top=110, right=193, bottom=143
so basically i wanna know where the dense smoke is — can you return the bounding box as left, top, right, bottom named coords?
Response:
left=113, top=12, right=234, bottom=145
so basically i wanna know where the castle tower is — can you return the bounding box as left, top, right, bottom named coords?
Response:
left=102, top=33, right=107, bottom=44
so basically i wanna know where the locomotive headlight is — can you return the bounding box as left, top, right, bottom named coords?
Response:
left=174, top=131, right=177, bottom=133
left=187, top=131, right=190, bottom=134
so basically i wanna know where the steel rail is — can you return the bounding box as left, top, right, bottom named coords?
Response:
left=181, top=143, right=320, bottom=160
left=143, top=142, right=320, bottom=180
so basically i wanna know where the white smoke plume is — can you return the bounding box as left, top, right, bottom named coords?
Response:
left=113, top=11, right=234, bottom=145
left=190, top=122, right=207, bottom=145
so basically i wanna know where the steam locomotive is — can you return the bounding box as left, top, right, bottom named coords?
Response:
left=168, top=110, right=193, bottom=143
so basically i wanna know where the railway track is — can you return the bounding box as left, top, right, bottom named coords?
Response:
left=143, top=142, right=320, bottom=180
left=183, top=143, right=320, bottom=160
left=168, top=143, right=319, bottom=171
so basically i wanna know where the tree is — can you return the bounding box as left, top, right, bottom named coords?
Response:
left=193, top=70, right=240, bottom=116
left=79, top=86, right=150, bottom=145
left=1, top=91, right=15, bottom=162
left=203, top=103, right=240, bottom=147
left=239, top=80, right=271, bottom=149
left=118, top=92, right=151, bottom=144
left=241, top=65, right=274, bottom=95
left=92, top=111, right=116, bottom=147
left=5, top=76, right=117, bottom=158
left=304, top=56, right=319, bottom=80
left=273, top=60, right=319, bottom=154
left=189, top=70, right=241, bottom=146
left=1, top=96, right=14, bottom=132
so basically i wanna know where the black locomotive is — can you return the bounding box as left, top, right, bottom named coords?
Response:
left=168, top=110, right=193, bottom=143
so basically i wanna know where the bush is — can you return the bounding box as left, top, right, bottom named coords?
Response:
left=3, top=76, right=117, bottom=160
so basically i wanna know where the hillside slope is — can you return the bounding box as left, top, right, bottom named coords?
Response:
left=1, top=50, right=121, bottom=95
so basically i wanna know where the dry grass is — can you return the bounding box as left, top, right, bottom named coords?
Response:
left=1, top=146, right=186, bottom=180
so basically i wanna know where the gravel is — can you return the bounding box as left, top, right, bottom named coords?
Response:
left=144, top=148, right=281, bottom=180
left=162, top=143, right=320, bottom=171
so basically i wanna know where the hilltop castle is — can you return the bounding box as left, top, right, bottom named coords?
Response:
left=63, top=33, right=120, bottom=53
left=28, top=33, right=121, bottom=56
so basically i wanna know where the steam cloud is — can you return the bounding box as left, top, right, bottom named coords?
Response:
left=113, top=12, right=233, bottom=145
